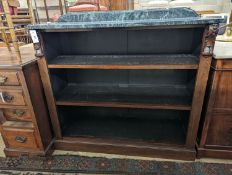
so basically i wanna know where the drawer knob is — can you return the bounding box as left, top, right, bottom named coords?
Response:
left=15, top=136, right=27, bottom=143
left=13, top=110, right=25, bottom=117
left=0, top=75, right=7, bottom=85
left=0, top=92, right=14, bottom=103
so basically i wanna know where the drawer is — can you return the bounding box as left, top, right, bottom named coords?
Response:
left=2, top=127, right=38, bottom=150
left=0, top=71, right=20, bottom=86
left=3, top=109, right=31, bottom=121
left=0, top=88, right=26, bottom=106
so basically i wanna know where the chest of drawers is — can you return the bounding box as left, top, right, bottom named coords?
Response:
left=0, top=44, right=53, bottom=157
left=198, top=59, right=232, bottom=159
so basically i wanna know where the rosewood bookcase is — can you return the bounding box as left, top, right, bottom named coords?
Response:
left=29, top=9, right=222, bottom=160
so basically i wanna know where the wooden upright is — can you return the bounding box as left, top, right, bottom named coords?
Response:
left=0, top=0, right=21, bottom=62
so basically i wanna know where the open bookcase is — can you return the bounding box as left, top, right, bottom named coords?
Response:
left=36, top=25, right=217, bottom=160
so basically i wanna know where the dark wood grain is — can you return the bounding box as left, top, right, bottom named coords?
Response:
left=55, top=83, right=192, bottom=110
left=213, top=71, right=232, bottom=110
left=48, top=54, right=199, bottom=69
left=186, top=25, right=215, bottom=147
left=55, top=137, right=196, bottom=160
left=37, top=57, right=62, bottom=139
left=198, top=59, right=232, bottom=159
left=23, top=63, right=54, bottom=150
left=206, top=113, right=232, bottom=146
left=197, top=147, right=232, bottom=159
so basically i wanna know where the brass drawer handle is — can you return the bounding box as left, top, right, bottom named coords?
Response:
left=0, top=92, right=14, bottom=103
left=15, top=136, right=27, bottom=143
left=0, top=75, right=7, bottom=85
left=13, top=110, right=25, bottom=117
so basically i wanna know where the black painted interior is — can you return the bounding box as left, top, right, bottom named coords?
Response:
left=58, top=106, right=189, bottom=145
left=42, top=27, right=204, bottom=145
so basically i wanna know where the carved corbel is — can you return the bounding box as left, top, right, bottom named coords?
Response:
left=202, top=24, right=219, bottom=56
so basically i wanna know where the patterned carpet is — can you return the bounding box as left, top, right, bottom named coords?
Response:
left=0, top=155, right=231, bottom=174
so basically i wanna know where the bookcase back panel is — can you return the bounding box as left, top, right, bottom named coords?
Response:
left=42, top=28, right=204, bottom=61
left=58, top=106, right=189, bottom=145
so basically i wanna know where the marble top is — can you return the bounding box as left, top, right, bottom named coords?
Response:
left=28, top=8, right=225, bottom=30
left=213, top=41, right=232, bottom=59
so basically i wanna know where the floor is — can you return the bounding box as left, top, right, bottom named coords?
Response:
left=0, top=135, right=231, bottom=165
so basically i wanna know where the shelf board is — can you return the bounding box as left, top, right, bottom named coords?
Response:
left=56, top=84, right=192, bottom=110
left=62, top=116, right=187, bottom=145
left=48, top=54, right=199, bottom=69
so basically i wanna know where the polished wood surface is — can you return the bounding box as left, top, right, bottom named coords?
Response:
left=110, top=0, right=129, bottom=10
left=213, top=71, right=232, bottom=111
left=212, top=59, right=232, bottom=70
left=0, top=87, right=26, bottom=106
left=56, top=101, right=191, bottom=111
left=198, top=59, right=232, bottom=159
left=206, top=112, right=232, bottom=146
left=48, top=54, right=199, bottom=69
left=198, top=147, right=232, bottom=159
left=3, top=108, right=32, bottom=121
left=0, top=71, right=20, bottom=86
left=0, top=44, right=36, bottom=68
left=38, top=58, right=62, bottom=139
left=2, top=121, right=33, bottom=128
left=2, top=127, right=38, bottom=150
left=186, top=25, right=217, bottom=147
left=55, top=137, right=196, bottom=160
left=23, top=62, right=54, bottom=149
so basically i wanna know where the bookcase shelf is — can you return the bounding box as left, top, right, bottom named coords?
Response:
left=36, top=21, right=217, bottom=160
left=59, top=107, right=189, bottom=145
left=48, top=54, right=199, bottom=70
left=55, top=83, right=192, bottom=110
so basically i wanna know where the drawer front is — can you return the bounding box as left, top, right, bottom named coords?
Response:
left=0, top=71, right=20, bottom=86
left=0, top=89, right=26, bottom=106
left=2, top=128, right=38, bottom=150
left=206, top=113, right=232, bottom=146
left=3, top=109, right=32, bottom=121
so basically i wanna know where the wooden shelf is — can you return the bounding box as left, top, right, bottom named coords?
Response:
left=60, top=107, right=188, bottom=145
left=56, top=84, right=192, bottom=110
left=63, top=118, right=186, bottom=145
left=48, top=54, right=199, bottom=69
